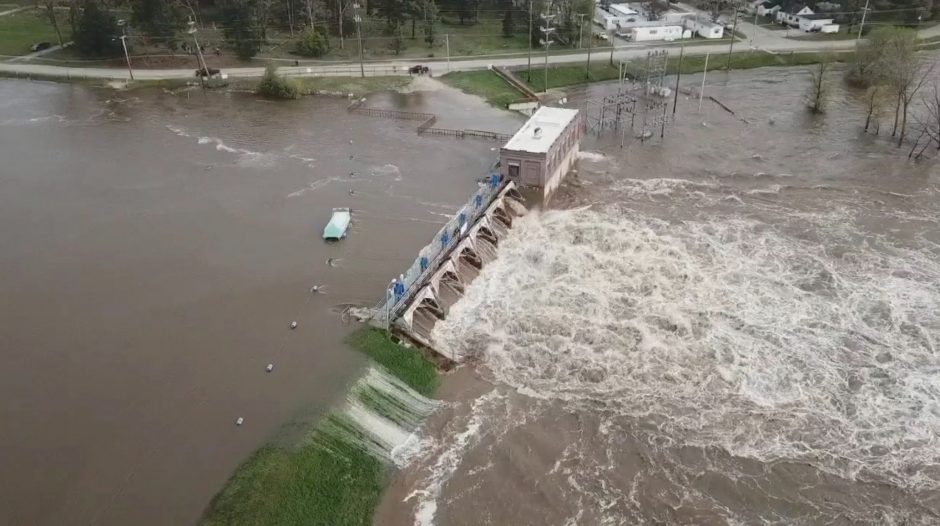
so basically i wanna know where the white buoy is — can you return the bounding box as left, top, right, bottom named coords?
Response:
left=290, top=321, right=298, bottom=329
left=235, top=417, right=244, bottom=426
left=266, top=364, right=274, bottom=372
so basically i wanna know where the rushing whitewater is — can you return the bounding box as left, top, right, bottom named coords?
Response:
left=383, top=68, right=940, bottom=525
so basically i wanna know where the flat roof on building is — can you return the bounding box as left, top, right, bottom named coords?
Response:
left=608, top=4, right=639, bottom=16
left=502, top=106, right=580, bottom=154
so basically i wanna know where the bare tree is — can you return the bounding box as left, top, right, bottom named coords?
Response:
left=337, top=0, right=351, bottom=48
left=806, top=55, right=833, bottom=114
left=36, top=0, right=64, bottom=46
left=918, top=85, right=940, bottom=151
left=880, top=28, right=936, bottom=146
left=863, top=84, right=890, bottom=133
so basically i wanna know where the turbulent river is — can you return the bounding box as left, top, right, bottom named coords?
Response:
left=378, top=66, right=940, bottom=525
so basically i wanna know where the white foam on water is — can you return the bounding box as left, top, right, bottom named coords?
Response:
left=407, top=391, right=503, bottom=526
left=371, top=163, right=403, bottom=181
left=287, top=177, right=339, bottom=198
left=577, top=151, right=607, bottom=163
left=431, top=199, right=940, bottom=492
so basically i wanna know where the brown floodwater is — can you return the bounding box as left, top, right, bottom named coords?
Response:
left=0, top=78, right=521, bottom=525
left=379, top=65, right=940, bottom=525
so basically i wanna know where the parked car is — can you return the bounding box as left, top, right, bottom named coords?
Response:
left=31, top=42, right=52, bottom=52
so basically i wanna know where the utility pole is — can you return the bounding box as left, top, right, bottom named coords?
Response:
left=576, top=13, right=585, bottom=48
left=856, top=0, right=869, bottom=41
left=527, top=0, right=533, bottom=81
left=752, top=9, right=758, bottom=48
left=586, top=0, right=595, bottom=79
left=540, top=10, right=556, bottom=93
left=726, top=5, right=738, bottom=69
left=445, top=34, right=450, bottom=71
left=117, top=20, right=133, bottom=80
left=699, top=52, right=709, bottom=112
left=673, top=45, right=683, bottom=115
left=354, top=3, right=364, bottom=78
left=187, top=18, right=208, bottom=87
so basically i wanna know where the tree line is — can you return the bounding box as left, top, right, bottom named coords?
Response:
left=45, top=0, right=594, bottom=61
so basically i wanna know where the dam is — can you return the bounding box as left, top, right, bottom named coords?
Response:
left=368, top=106, right=583, bottom=360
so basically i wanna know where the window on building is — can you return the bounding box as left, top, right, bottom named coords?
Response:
left=508, top=162, right=520, bottom=178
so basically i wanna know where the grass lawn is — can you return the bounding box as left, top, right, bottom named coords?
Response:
left=200, top=328, right=440, bottom=526
left=440, top=70, right=528, bottom=107
left=260, top=18, right=547, bottom=62
left=0, top=9, right=67, bottom=57
left=521, top=50, right=850, bottom=92
left=293, top=75, right=412, bottom=96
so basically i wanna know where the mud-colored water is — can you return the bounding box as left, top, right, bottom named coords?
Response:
left=0, top=79, right=521, bottom=525
left=379, top=66, right=940, bottom=525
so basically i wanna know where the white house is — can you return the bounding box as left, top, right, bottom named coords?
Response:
left=684, top=16, right=724, bottom=38
left=622, top=25, right=684, bottom=41
left=776, top=5, right=813, bottom=26
left=757, top=1, right=780, bottom=16
left=798, top=14, right=838, bottom=32
left=595, top=4, right=642, bottom=31
left=746, top=0, right=764, bottom=13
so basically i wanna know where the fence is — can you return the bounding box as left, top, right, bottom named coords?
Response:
left=347, top=98, right=510, bottom=142
left=372, top=175, right=509, bottom=327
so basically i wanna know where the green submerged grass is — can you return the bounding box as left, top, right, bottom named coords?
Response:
left=523, top=50, right=851, bottom=92
left=294, top=76, right=412, bottom=96
left=200, top=328, right=439, bottom=526
left=440, top=69, right=527, bottom=108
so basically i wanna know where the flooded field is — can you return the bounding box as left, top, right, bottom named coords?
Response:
left=0, top=78, right=521, bottom=525
left=378, top=66, right=940, bottom=525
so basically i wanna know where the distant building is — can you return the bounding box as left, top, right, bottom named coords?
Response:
left=622, top=25, right=685, bottom=41
left=776, top=5, right=814, bottom=26
left=684, top=16, right=725, bottom=38
left=500, top=107, right=583, bottom=200
left=798, top=14, right=838, bottom=32
left=757, top=1, right=780, bottom=16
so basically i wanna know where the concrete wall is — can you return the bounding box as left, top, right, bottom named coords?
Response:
left=499, top=113, right=584, bottom=202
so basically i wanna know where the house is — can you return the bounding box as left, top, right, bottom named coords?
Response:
left=684, top=15, right=725, bottom=39
left=776, top=5, right=813, bottom=26
left=798, top=13, right=838, bottom=32
left=622, top=25, right=684, bottom=41
left=595, top=3, right=641, bottom=30
left=757, top=1, right=780, bottom=16
left=499, top=107, right=583, bottom=201
left=746, top=0, right=765, bottom=13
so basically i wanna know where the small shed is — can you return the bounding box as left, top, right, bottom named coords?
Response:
left=499, top=106, right=583, bottom=200
left=798, top=14, right=836, bottom=31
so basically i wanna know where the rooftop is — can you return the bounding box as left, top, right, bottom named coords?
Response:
left=801, top=13, right=834, bottom=19
left=608, top=4, right=640, bottom=16
left=502, top=106, right=580, bottom=154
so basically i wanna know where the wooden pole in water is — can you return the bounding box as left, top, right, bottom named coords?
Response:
left=699, top=53, right=709, bottom=112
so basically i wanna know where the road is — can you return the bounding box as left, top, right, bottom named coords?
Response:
left=0, top=23, right=934, bottom=82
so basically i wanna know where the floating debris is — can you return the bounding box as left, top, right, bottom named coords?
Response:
left=310, top=285, right=325, bottom=294
left=235, top=417, right=244, bottom=426
left=266, top=364, right=274, bottom=373
left=290, top=321, right=298, bottom=329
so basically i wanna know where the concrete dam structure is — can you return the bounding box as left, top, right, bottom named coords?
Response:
left=369, top=106, right=582, bottom=361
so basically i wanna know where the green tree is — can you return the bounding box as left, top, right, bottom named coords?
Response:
left=501, top=2, right=513, bottom=37
left=422, top=0, right=438, bottom=46
left=256, top=63, right=301, bottom=98
left=73, top=0, right=121, bottom=56
left=131, top=0, right=185, bottom=48
left=220, top=0, right=265, bottom=60
left=295, top=28, right=329, bottom=56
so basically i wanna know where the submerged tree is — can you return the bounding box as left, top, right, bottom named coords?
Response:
left=880, top=28, right=935, bottom=146
left=806, top=55, right=833, bottom=114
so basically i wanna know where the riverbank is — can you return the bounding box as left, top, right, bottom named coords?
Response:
left=441, top=50, right=850, bottom=106
left=201, top=328, right=441, bottom=526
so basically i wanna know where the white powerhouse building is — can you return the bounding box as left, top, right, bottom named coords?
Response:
left=499, top=107, right=584, bottom=201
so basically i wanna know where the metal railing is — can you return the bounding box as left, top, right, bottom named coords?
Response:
left=372, top=175, right=510, bottom=327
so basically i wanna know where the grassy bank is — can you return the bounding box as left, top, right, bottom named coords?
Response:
left=200, top=328, right=439, bottom=526
left=0, top=9, right=68, bottom=56
left=523, top=50, right=852, bottom=91
left=294, top=76, right=412, bottom=97
left=441, top=69, right=527, bottom=107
